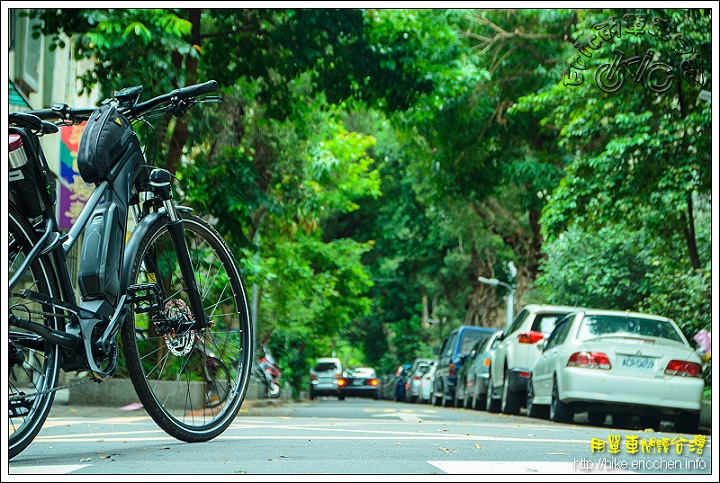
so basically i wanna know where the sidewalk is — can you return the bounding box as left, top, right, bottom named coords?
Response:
left=48, top=378, right=290, bottom=419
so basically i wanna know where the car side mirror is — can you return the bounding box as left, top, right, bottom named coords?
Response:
left=498, top=332, right=506, bottom=342
left=541, top=339, right=549, bottom=351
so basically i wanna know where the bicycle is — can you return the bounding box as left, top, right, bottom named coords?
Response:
left=8, top=80, right=254, bottom=459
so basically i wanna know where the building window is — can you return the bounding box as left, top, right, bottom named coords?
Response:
left=13, top=10, right=43, bottom=96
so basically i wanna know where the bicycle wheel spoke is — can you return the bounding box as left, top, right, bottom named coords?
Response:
left=121, top=213, right=252, bottom=442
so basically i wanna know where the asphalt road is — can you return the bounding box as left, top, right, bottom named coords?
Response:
left=6, top=397, right=714, bottom=477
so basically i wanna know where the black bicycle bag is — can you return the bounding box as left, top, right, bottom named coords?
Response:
left=8, top=126, right=57, bottom=218
left=77, top=104, right=139, bottom=183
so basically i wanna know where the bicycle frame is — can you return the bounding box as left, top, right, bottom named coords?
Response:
left=10, top=125, right=208, bottom=381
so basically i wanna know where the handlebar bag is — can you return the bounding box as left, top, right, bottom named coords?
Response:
left=77, top=104, right=137, bottom=183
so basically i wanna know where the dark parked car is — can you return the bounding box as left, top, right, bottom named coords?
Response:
left=338, top=367, right=380, bottom=400
left=379, top=373, right=397, bottom=400
left=463, top=330, right=504, bottom=410
left=394, top=363, right=412, bottom=401
left=432, top=326, right=499, bottom=407
left=453, top=338, right=486, bottom=408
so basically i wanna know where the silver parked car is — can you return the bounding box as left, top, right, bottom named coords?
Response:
left=404, top=358, right=435, bottom=403
left=527, top=309, right=704, bottom=433
left=417, top=361, right=438, bottom=404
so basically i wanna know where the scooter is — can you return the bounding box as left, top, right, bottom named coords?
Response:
left=253, top=356, right=281, bottom=398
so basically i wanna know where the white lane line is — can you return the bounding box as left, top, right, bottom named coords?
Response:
left=428, top=461, right=636, bottom=474
left=9, top=464, right=91, bottom=474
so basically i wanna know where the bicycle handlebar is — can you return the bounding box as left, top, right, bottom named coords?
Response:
left=134, top=79, right=219, bottom=113
left=17, top=80, right=219, bottom=126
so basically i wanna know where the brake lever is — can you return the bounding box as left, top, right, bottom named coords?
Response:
left=170, top=97, right=190, bottom=117
left=198, top=95, right=223, bottom=104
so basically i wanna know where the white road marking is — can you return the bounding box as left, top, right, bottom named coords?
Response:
left=428, top=461, right=636, bottom=474
left=9, top=464, right=91, bottom=474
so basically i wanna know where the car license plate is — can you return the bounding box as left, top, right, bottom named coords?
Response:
left=353, top=380, right=364, bottom=386
left=620, top=355, right=655, bottom=370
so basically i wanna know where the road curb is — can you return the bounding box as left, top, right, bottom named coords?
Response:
left=55, top=375, right=711, bottom=431
left=60, top=376, right=279, bottom=409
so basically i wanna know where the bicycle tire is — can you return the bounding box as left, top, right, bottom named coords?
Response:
left=8, top=203, right=62, bottom=459
left=121, top=212, right=253, bottom=442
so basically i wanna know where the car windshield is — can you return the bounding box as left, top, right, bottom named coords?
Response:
left=531, top=314, right=564, bottom=335
left=577, top=315, right=684, bottom=343
left=347, top=368, right=375, bottom=378
left=313, top=362, right=339, bottom=372
left=460, top=332, right=489, bottom=354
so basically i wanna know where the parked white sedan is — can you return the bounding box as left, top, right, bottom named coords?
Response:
left=527, top=309, right=704, bottom=433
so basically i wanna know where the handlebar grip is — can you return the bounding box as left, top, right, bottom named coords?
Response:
left=174, top=80, right=219, bottom=100
left=27, top=109, right=59, bottom=121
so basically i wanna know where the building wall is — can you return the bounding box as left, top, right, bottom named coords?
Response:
left=8, top=9, right=101, bottom=173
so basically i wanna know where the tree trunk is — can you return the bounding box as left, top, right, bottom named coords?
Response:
left=465, top=245, right=500, bottom=327
left=683, top=194, right=701, bottom=270
left=165, top=8, right=201, bottom=176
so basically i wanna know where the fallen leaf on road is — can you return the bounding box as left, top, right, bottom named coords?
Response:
left=438, top=447, right=455, bottom=453
left=474, top=443, right=481, bottom=449
left=546, top=452, right=570, bottom=456
left=80, top=458, right=91, bottom=462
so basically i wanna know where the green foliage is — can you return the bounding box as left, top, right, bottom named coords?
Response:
left=640, top=263, right=711, bottom=340
left=31, top=8, right=712, bottom=396
left=536, top=223, right=656, bottom=309
left=515, top=9, right=712, bottom=259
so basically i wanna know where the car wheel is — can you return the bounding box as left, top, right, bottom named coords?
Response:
left=611, top=412, right=633, bottom=429
left=501, top=368, right=522, bottom=415
left=309, top=390, right=315, bottom=401
left=485, top=374, right=500, bottom=413
left=549, top=377, right=573, bottom=423
left=674, top=412, right=700, bottom=434
left=638, top=414, right=660, bottom=431
left=473, top=386, right=486, bottom=411
left=432, top=391, right=441, bottom=407
left=526, top=377, right=547, bottom=419
left=588, top=411, right=607, bottom=426
left=441, top=390, right=453, bottom=407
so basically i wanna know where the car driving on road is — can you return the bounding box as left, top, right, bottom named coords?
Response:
left=338, top=367, right=380, bottom=400
left=309, top=357, right=343, bottom=400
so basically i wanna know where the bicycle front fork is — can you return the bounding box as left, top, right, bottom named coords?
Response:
left=148, top=168, right=210, bottom=331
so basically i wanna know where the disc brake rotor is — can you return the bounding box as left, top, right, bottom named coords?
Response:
left=163, top=299, right=195, bottom=356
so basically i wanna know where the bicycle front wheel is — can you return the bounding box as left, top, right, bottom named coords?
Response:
left=8, top=203, right=62, bottom=459
left=121, top=212, right=253, bottom=442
